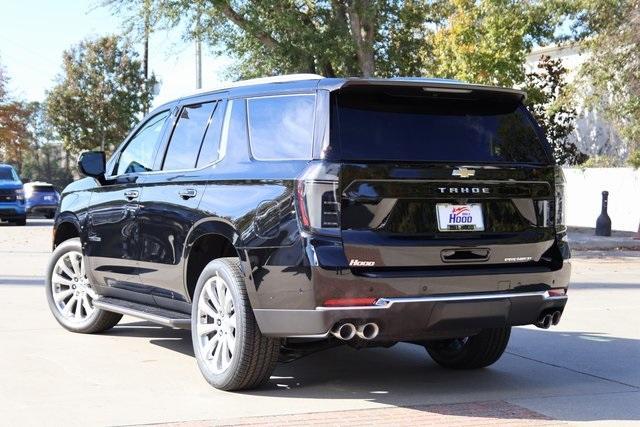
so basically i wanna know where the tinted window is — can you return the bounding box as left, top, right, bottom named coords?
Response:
left=247, top=95, right=315, bottom=160
left=117, top=111, right=170, bottom=175
left=331, top=89, right=549, bottom=164
left=163, top=102, right=217, bottom=171
left=31, top=185, right=56, bottom=193
left=196, top=102, right=226, bottom=167
left=0, top=167, right=18, bottom=181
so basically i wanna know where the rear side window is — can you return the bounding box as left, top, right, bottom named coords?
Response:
left=330, top=89, right=549, bottom=164
left=247, top=94, right=315, bottom=160
left=163, top=102, right=217, bottom=170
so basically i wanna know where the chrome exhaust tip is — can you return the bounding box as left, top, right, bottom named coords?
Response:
left=356, top=323, right=379, bottom=340
left=536, top=314, right=553, bottom=329
left=551, top=310, right=562, bottom=325
left=331, top=323, right=357, bottom=340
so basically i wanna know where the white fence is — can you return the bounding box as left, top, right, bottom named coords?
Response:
left=562, top=167, right=640, bottom=232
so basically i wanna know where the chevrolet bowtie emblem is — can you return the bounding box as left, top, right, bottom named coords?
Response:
left=452, top=168, right=475, bottom=178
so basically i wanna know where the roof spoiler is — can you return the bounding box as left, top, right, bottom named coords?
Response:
left=319, top=78, right=527, bottom=101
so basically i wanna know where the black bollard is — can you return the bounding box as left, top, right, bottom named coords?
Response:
left=595, top=191, right=612, bottom=236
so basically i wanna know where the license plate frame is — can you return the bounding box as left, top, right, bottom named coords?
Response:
left=436, top=203, right=485, bottom=232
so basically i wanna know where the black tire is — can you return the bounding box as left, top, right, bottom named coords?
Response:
left=45, top=238, right=122, bottom=333
left=425, top=327, right=511, bottom=369
left=14, top=217, right=27, bottom=226
left=191, top=257, right=280, bottom=391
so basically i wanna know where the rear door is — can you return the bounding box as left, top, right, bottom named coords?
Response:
left=330, top=86, right=557, bottom=269
left=137, top=97, right=226, bottom=309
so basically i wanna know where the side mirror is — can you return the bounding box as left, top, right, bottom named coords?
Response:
left=78, top=151, right=106, bottom=179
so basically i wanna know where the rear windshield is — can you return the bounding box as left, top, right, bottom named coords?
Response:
left=329, top=88, right=550, bottom=164
left=31, top=185, right=56, bottom=192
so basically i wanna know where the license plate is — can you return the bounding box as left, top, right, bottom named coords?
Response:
left=44, top=196, right=53, bottom=201
left=436, top=203, right=484, bottom=231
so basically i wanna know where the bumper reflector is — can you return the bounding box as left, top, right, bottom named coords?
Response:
left=323, top=297, right=377, bottom=307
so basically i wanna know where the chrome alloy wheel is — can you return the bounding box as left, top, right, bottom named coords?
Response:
left=50, top=250, right=97, bottom=322
left=196, top=274, right=237, bottom=374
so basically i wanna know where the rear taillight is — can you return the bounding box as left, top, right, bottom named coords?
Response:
left=296, top=162, right=341, bottom=236
left=554, top=166, right=566, bottom=232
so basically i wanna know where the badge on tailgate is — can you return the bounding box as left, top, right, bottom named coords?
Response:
left=436, top=203, right=484, bottom=231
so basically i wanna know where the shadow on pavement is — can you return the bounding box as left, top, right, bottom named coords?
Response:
left=0, top=219, right=53, bottom=227
left=103, top=320, right=640, bottom=423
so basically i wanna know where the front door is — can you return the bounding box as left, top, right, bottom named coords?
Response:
left=85, top=110, right=171, bottom=304
left=137, top=99, right=226, bottom=310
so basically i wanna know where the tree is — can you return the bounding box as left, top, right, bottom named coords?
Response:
left=19, top=103, right=74, bottom=188
left=426, top=0, right=571, bottom=86
left=106, top=0, right=570, bottom=83
left=104, top=1, right=451, bottom=78
left=45, top=35, right=156, bottom=155
left=0, top=62, right=34, bottom=170
left=524, top=55, right=587, bottom=165
left=572, top=0, right=640, bottom=166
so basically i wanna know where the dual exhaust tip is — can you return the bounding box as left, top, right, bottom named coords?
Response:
left=331, top=322, right=379, bottom=341
left=535, top=310, right=562, bottom=329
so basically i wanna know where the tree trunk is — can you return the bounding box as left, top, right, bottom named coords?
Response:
left=344, top=0, right=376, bottom=77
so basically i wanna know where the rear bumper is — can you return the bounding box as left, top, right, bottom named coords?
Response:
left=254, top=259, right=571, bottom=339
left=255, top=290, right=568, bottom=339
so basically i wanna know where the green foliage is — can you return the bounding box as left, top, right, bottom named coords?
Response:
left=524, top=55, right=587, bottom=165
left=426, top=0, right=566, bottom=86
left=573, top=0, right=640, bottom=157
left=106, top=0, right=565, bottom=83
left=20, top=144, right=74, bottom=189
left=45, top=35, right=156, bottom=155
left=19, top=104, right=74, bottom=188
left=628, top=149, right=640, bottom=169
left=581, top=155, right=619, bottom=168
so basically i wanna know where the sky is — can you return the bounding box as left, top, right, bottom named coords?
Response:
left=0, top=0, right=233, bottom=107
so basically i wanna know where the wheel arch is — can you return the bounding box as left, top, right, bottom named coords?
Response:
left=53, top=213, right=82, bottom=249
left=183, top=219, right=253, bottom=303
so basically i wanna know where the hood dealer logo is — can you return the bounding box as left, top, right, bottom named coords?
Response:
left=449, top=206, right=473, bottom=224
left=349, top=259, right=375, bottom=267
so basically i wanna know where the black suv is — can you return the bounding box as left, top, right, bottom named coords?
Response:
left=46, top=75, right=570, bottom=391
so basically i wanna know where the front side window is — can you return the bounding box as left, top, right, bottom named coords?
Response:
left=116, top=110, right=170, bottom=175
left=163, top=102, right=217, bottom=171
left=247, top=94, right=315, bottom=160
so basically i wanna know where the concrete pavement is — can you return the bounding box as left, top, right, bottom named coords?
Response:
left=0, top=220, right=639, bottom=426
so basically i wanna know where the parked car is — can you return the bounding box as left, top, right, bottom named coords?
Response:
left=24, top=182, right=60, bottom=219
left=46, top=75, right=571, bottom=391
left=0, top=164, right=26, bottom=226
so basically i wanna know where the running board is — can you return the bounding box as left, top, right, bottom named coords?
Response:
left=93, top=297, right=191, bottom=329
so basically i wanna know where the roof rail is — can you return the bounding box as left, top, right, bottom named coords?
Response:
left=180, top=73, right=325, bottom=99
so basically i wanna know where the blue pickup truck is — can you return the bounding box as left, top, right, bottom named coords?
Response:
left=0, top=164, right=26, bottom=226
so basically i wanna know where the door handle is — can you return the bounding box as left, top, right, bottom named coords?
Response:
left=178, top=188, right=198, bottom=199
left=124, top=190, right=139, bottom=200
